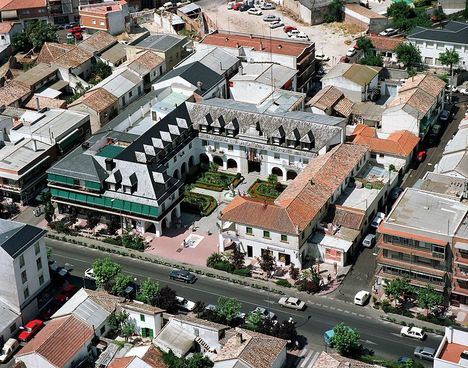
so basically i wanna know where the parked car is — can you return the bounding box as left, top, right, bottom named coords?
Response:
left=362, top=234, right=376, bottom=248
left=371, top=212, right=385, bottom=228
left=227, top=1, right=235, bottom=9
left=278, top=297, right=306, bottom=310
left=401, top=326, right=426, bottom=340
left=0, top=338, right=19, bottom=363
left=354, top=290, right=370, bottom=306
left=269, top=20, right=284, bottom=28
left=315, top=53, right=330, bottom=62
left=416, top=149, right=427, bottom=162
left=253, top=306, right=276, bottom=320
left=389, top=187, right=404, bottom=201
left=169, top=269, right=196, bottom=283
left=232, top=2, right=243, bottom=10
left=176, top=296, right=196, bottom=311
left=459, top=87, right=468, bottom=95
left=413, top=346, right=435, bottom=361
left=261, top=2, right=275, bottom=9
left=379, top=28, right=397, bottom=36
left=49, top=261, right=69, bottom=278
left=84, top=268, right=95, bottom=280
left=66, top=33, right=74, bottom=40
left=283, top=25, right=296, bottom=33
left=263, top=14, right=280, bottom=22
left=239, top=3, right=252, bottom=11
left=346, top=47, right=357, bottom=57
left=340, top=55, right=350, bottom=63
left=18, top=320, right=44, bottom=342
left=439, top=110, right=450, bottom=122
left=290, top=33, right=309, bottom=40
left=248, top=7, right=262, bottom=15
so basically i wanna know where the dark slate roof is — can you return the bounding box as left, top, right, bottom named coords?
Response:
left=408, top=21, right=468, bottom=45
left=134, top=33, right=187, bottom=52
left=0, top=220, right=46, bottom=258
left=157, top=61, right=224, bottom=96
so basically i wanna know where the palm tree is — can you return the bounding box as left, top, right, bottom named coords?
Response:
left=439, top=48, right=460, bottom=76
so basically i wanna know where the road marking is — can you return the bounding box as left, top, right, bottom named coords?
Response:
left=362, top=339, right=378, bottom=346
left=358, top=314, right=365, bottom=317
left=351, top=312, right=357, bottom=315
left=300, top=351, right=314, bottom=368
left=329, top=306, right=336, bottom=310
left=299, top=348, right=308, bottom=357
left=337, top=308, right=343, bottom=312
left=344, top=310, right=350, bottom=313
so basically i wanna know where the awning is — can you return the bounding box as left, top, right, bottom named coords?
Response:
left=455, top=242, right=468, bottom=251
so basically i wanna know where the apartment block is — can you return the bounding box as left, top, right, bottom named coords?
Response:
left=79, top=1, right=129, bottom=35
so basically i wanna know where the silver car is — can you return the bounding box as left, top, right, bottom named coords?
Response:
left=414, top=346, right=435, bottom=361
left=263, top=14, right=280, bottom=22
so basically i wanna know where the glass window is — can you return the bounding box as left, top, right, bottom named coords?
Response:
left=263, top=230, right=270, bottom=239
left=21, top=270, right=27, bottom=284
left=140, top=314, right=145, bottom=322
left=24, top=287, right=29, bottom=299
left=281, top=234, right=288, bottom=242
left=274, top=153, right=280, bottom=160
left=303, top=158, right=309, bottom=165
left=19, top=254, right=25, bottom=268
left=35, top=243, right=40, bottom=255
left=246, top=227, right=253, bottom=235
left=39, top=274, right=44, bottom=285
left=36, top=257, right=42, bottom=270
left=228, top=144, right=234, bottom=151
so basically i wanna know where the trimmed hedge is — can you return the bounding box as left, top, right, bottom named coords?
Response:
left=276, top=279, right=292, bottom=288
left=233, top=268, right=252, bottom=277
left=417, top=314, right=455, bottom=326
left=182, top=192, right=217, bottom=216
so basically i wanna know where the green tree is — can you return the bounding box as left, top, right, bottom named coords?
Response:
left=90, top=60, right=112, bottom=83
left=107, top=310, right=129, bottom=334
left=395, top=43, right=422, bottom=67
left=259, top=251, right=275, bottom=274
left=42, top=191, right=55, bottom=223
left=230, top=246, right=245, bottom=270
left=136, top=278, right=160, bottom=305
left=154, top=286, right=179, bottom=314
left=86, top=211, right=100, bottom=230
left=356, top=37, right=373, bottom=52
left=163, top=351, right=214, bottom=368
left=330, top=323, right=361, bottom=357
left=12, top=21, right=57, bottom=53
left=244, top=310, right=262, bottom=331
left=216, top=297, right=242, bottom=323
left=272, top=319, right=298, bottom=343
left=107, top=216, right=120, bottom=235
left=387, top=2, right=431, bottom=31
left=417, top=285, right=443, bottom=313
left=121, top=320, right=135, bottom=341
left=93, top=258, right=121, bottom=291
left=47, top=247, right=52, bottom=260
left=384, top=277, right=413, bottom=304
left=111, top=273, right=133, bottom=296
left=439, top=48, right=460, bottom=76
left=206, top=252, right=223, bottom=268
left=297, top=267, right=321, bottom=293
left=360, top=52, right=383, bottom=67
left=324, top=0, right=343, bottom=23
left=267, top=174, right=278, bottom=186
left=122, top=228, right=145, bottom=251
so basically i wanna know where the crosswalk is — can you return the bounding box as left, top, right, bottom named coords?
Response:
left=298, top=347, right=320, bottom=368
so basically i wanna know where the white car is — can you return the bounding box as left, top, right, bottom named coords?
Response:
left=253, top=306, right=276, bottom=319
left=315, top=53, right=330, bottom=62
left=248, top=7, right=262, bottom=15
left=371, top=212, right=385, bottom=228
left=227, top=1, right=234, bottom=9
left=362, top=234, right=376, bottom=248
left=459, top=87, right=468, bottom=95
left=84, top=268, right=95, bottom=280
left=49, top=261, right=68, bottom=277
left=176, top=296, right=196, bottom=312
left=346, top=47, right=357, bottom=57
left=401, top=327, right=426, bottom=340
left=354, top=290, right=370, bottom=306
left=263, top=14, right=280, bottom=22
left=290, top=33, right=309, bottom=40
left=261, top=2, right=275, bottom=9
left=269, top=20, right=284, bottom=28
left=379, top=28, right=397, bottom=36
left=278, top=297, right=306, bottom=310
left=0, top=339, right=19, bottom=363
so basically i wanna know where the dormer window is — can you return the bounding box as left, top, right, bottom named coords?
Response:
left=211, top=115, right=225, bottom=135
left=225, top=118, right=239, bottom=137
left=286, top=128, right=300, bottom=148
left=271, top=125, right=285, bottom=146
left=300, top=131, right=315, bottom=151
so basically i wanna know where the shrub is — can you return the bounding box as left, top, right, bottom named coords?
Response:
left=417, top=314, right=455, bottom=326
left=233, top=268, right=251, bottom=277
left=213, top=261, right=234, bottom=273
left=381, top=300, right=414, bottom=317
left=276, top=279, right=292, bottom=288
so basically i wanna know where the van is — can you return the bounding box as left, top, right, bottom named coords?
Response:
left=362, top=234, right=376, bottom=248
left=0, top=338, right=19, bottom=363
left=354, top=290, right=370, bottom=306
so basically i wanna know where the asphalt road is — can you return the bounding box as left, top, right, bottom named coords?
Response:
left=48, top=239, right=441, bottom=365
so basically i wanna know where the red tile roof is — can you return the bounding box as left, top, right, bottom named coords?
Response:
left=0, top=0, right=46, bottom=10
left=201, top=32, right=312, bottom=57
left=439, top=342, right=467, bottom=363
left=345, top=4, right=386, bottom=19
left=221, top=144, right=368, bottom=233
left=25, top=95, right=66, bottom=110
left=368, top=35, right=404, bottom=51
left=108, top=345, right=167, bottom=368
left=307, top=86, right=343, bottom=110
left=68, top=87, right=117, bottom=112
left=350, top=124, right=419, bottom=157
left=17, top=315, right=93, bottom=368
left=37, top=43, right=75, bottom=64
left=0, top=21, right=15, bottom=33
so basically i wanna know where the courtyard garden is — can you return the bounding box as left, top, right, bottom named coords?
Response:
left=182, top=191, right=217, bottom=216
left=191, top=163, right=243, bottom=192
left=248, top=175, right=286, bottom=201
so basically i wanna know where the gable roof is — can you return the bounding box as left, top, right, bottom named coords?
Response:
left=321, top=63, right=381, bottom=86
left=388, top=86, right=437, bottom=118
left=37, top=42, right=75, bottom=64
left=69, top=87, right=117, bottom=112
left=0, top=21, right=16, bottom=33
left=326, top=205, right=365, bottom=231
left=78, top=30, right=117, bottom=54
left=368, top=35, right=404, bottom=51
left=126, top=51, right=164, bottom=76
left=0, top=80, right=31, bottom=106
left=25, top=95, right=66, bottom=110
left=350, top=124, right=419, bottom=156
left=109, top=346, right=167, bottom=368
left=175, top=47, right=239, bottom=75
left=408, top=21, right=468, bottom=45
left=157, top=61, right=223, bottom=96
left=17, top=315, right=93, bottom=368
left=0, top=0, right=46, bottom=10
left=345, top=3, right=386, bottom=18
left=307, top=86, right=344, bottom=110
left=398, top=73, right=446, bottom=98
left=232, top=62, right=297, bottom=88
left=53, top=46, right=93, bottom=68
left=0, top=219, right=45, bottom=258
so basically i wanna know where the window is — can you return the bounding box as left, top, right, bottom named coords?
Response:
left=21, top=270, right=27, bottom=284
left=9, top=323, right=16, bottom=333
left=228, top=144, right=234, bottom=151
left=426, top=42, right=434, bottom=48
left=19, top=254, right=25, bottom=268
left=246, top=227, right=253, bottom=235
left=138, top=86, right=142, bottom=95
left=303, top=158, right=309, bottom=165
left=274, top=153, right=280, bottom=160
left=129, top=91, right=133, bottom=98
left=100, top=325, right=106, bottom=335
left=99, top=21, right=105, bottom=26
left=39, top=274, right=44, bottom=285
left=92, top=19, right=96, bottom=24
left=189, top=142, right=192, bottom=149
left=424, top=57, right=433, bottom=65
left=140, top=314, right=145, bottom=322
left=173, top=156, right=177, bottom=163
left=24, top=287, right=29, bottom=299
left=281, top=234, right=288, bottom=242
left=263, top=230, right=270, bottom=239
left=35, top=242, right=40, bottom=255
left=202, top=140, right=208, bottom=146
left=36, top=257, right=42, bottom=270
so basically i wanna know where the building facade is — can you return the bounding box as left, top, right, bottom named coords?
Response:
left=79, top=1, right=129, bottom=35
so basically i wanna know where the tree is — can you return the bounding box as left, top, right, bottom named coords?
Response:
left=47, top=247, right=52, bottom=260
left=439, top=48, right=460, bottom=76
left=207, top=252, right=223, bottom=268
left=122, top=229, right=145, bottom=251
left=107, top=216, right=120, bottom=235
left=273, top=319, right=298, bottom=343
left=162, top=351, right=213, bottom=368
left=230, top=246, right=245, bottom=270
left=216, top=297, right=242, bottom=324
left=267, top=174, right=277, bottom=186
left=417, top=285, right=443, bottom=314
left=12, top=21, right=57, bottom=53
left=297, top=268, right=321, bottom=293
left=330, top=323, right=361, bottom=357
left=356, top=37, right=373, bottom=52
left=107, top=310, right=129, bottom=333
left=395, top=43, right=422, bottom=68
left=137, top=278, right=160, bottom=305
left=42, top=191, right=54, bottom=223
left=86, top=211, right=100, bottom=230
left=90, top=60, right=112, bottom=84
left=154, top=286, right=179, bottom=314
left=259, top=251, right=275, bottom=274
left=244, top=310, right=262, bottom=331
left=324, top=0, right=343, bottom=23
left=111, top=273, right=133, bottom=296
left=193, top=301, right=206, bottom=316
left=257, top=316, right=275, bottom=335
left=384, top=277, right=413, bottom=305
left=93, top=258, right=121, bottom=291
left=387, top=2, right=431, bottom=32
left=360, top=52, right=383, bottom=67
left=121, top=320, right=135, bottom=341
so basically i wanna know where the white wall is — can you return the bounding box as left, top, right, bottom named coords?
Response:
left=16, top=353, right=55, bottom=368
left=0, top=313, right=21, bottom=343
left=321, top=76, right=363, bottom=102
left=170, top=319, right=221, bottom=349
left=410, top=39, right=468, bottom=71
left=108, top=5, right=129, bottom=35
left=123, top=308, right=162, bottom=338
left=381, top=109, right=419, bottom=135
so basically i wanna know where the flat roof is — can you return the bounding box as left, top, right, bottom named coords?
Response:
left=134, top=33, right=186, bottom=52
left=385, top=188, right=468, bottom=236
left=439, top=342, right=467, bottom=364
left=311, top=232, right=353, bottom=252
left=97, top=144, right=125, bottom=158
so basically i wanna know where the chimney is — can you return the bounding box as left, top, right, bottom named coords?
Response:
left=249, top=34, right=253, bottom=39
left=447, top=326, right=454, bottom=344
left=105, top=158, right=114, bottom=172
left=32, top=139, right=37, bottom=152
left=235, top=332, right=243, bottom=345
left=197, top=81, right=203, bottom=91
left=35, top=97, right=40, bottom=111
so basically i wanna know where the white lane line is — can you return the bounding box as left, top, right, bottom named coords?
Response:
left=300, top=351, right=314, bottom=368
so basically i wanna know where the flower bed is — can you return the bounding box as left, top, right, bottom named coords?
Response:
left=248, top=180, right=286, bottom=201
left=194, top=171, right=241, bottom=192
left=182, top=192, right=217, bottom=216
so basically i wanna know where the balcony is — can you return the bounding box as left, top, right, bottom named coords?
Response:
left=376, top=266, right=445, bottom=291
left=376, top=252, right=447, bottom=278
left=454, top=245, right=468, bottom=266
left=452, top=279, right=468, bottom=297
left=453, top=265, right=468, bottom=281
left=377, top=239, right=446, bottom=261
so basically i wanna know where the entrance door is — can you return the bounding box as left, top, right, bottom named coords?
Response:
left=247, top=245, right=253, bottom=257
left=279, top=252, right=291, bottom=266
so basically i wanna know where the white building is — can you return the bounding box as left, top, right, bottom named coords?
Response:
left=320, top=63, right=381, bottom=103
left=229, top=62, right=298, bottom=105
left=435, top=118, right=468, bottom=179
left=121, top=300, right=163, bottom=339
left=381, top=73, right=446, bottom=138
left=0, top=220, right=50, bottom=340
left=434, top=327, right=468, bottom=368
left=408, top=21, right=468, bottom=70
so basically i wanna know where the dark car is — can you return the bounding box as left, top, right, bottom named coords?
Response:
left=169, top=269, right=196, bottom=283
left=239, top=3, right=251, bottom=11
left=439, top=110, right=450, bottom=122
left=390, top=187, right=404, bottom=201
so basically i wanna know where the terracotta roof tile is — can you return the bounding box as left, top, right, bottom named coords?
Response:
left=85, top=288, right=122, bottom=312
left=326, top=205, right=365, bottom=230
left=78, top=31, right=117, bottom=54
left=53, top=46, right=93, bottom=69
left=307, top=86, right=343, bottom=110
left=0, top=81, right=31, bottom=106
left=68, top=88, right=118, bottom=112
left=127, top=51, right=164, bottom=76
left=333, top=97, right=354, bottom=117
left=17, top=315, right=94, bottom=368
left=25, top=95, right=66, bottom=110
left=345, top=4, right=386, bottom=18
left=0, top=0, right=46, bottom=10
left=109, top=356, right=134, bottom=368
left=37, top=42, right=75, bottom=64
left=399, top=73, right=446, bottom=98
left=0, top=21, right=15, bottom=33
left=368, top=35, right=404, bottom=51
left=109, top=346, right=167, bottom=368
left=122, top=300, right=164, bottom=314
left=351, top=124, right=419, bottom=156
left=388, top=87, right=435, bottom=116
left=201, top=32, right=312, bottom=57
